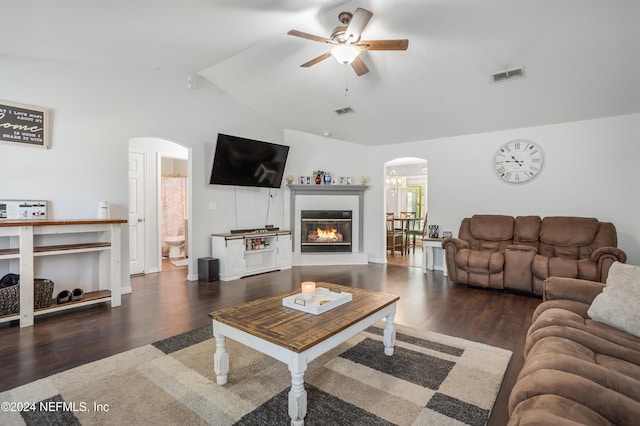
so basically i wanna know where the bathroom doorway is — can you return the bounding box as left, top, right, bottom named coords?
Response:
left=160, top=156, right=188, bottom=270
left=128, top=137, right=191, bottom=277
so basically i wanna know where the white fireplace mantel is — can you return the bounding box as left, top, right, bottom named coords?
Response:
left=287, top=184, right=369, bottom=260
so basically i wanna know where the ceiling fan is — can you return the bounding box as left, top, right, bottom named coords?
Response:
left=287, top=7, right=409, bottom=76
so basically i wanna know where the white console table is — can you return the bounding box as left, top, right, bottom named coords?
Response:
left=422, top=238, right=447, bottom=276
left=0, top=219, right=125, bottom=327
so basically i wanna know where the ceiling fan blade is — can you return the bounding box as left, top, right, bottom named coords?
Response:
left=357, top=39, right=409, bottom=51
left=351, top=56, right=369, bottom=76
left=287, top=30, right=335, bottom=45
left=300, top=52, right=332, bottom=67
left=345, top=8, right=373, bottom=42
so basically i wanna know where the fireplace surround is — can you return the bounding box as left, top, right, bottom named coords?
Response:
left=287, top=184, right=369, bottom=265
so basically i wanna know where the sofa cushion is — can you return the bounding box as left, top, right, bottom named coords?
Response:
left=588, top=262, right=640, bottom=338
left=469, top=214, right=514, bottom=241
left=539, top=217, right=599, bottom=246
left=513, top=216, right=541, bottom=242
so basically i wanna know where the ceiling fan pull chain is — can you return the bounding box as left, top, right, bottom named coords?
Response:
left=344, top=66, right=350, bottom=98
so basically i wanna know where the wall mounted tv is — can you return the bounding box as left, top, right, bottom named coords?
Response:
left=209, top=133, right=290, bottom=188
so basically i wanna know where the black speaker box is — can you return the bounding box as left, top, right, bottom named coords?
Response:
left=198, top=257, right=219, bottom=282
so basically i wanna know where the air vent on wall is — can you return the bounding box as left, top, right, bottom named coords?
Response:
left=492, top=67, right=524, bottom=83
left=334, top=106, right=355, bottom=115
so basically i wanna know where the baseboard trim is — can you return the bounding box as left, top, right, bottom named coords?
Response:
left=293, top=252, right=368, bottom=266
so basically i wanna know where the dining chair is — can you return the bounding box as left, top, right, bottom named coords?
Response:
left=405, top=213, right=427, bottom=255
left=386, top=218, right=404, bottom=256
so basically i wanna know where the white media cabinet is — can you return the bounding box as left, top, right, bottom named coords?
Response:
left=211, top=230, right=292, bottom=281
left=0, top=219, right=125, bottom=327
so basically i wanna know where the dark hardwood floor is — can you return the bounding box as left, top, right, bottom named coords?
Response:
left=0, top=257, right=540, bottom=425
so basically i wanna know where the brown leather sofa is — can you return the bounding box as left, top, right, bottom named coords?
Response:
left=442, top=215, right=626, bottom=295
left=508, top=276, right=640, bottom=425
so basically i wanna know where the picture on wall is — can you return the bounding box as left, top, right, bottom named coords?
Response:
left=0, top=100, right=50, bottom=148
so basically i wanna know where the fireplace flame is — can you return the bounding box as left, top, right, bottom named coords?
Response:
left=318, top=228, right=338, bottom=240
left=309, top=228, right=343, bottom=242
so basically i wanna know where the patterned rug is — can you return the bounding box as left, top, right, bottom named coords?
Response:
left=0, top=323, right=511, bottom=425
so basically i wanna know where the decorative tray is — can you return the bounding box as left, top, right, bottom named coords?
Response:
left=282, top=287, right=352, bottom=315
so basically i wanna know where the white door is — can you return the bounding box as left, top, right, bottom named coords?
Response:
left=128, top=152, right=146, bottom=275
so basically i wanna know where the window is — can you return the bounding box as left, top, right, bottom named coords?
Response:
left=406, top=185, right=424, bottom=217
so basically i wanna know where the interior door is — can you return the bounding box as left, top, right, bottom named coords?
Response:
left=128, top=151, right=145, bottom=275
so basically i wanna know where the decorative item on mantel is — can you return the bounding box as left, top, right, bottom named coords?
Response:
left=313, top=170, right=334, bottom=184
left=428, top=225, right=440, bottom=238
left=296, top=175, right=358, bottom=185
left=286, top=175, right=294, bottom=184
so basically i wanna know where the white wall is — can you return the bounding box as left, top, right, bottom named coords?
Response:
left=2, top=54, right=638, bottom=290
left=0, top=55, right=284, bottom=287
left=366, top=113, right=640, bottom=265
left=282, top=129, right=370, bottom=231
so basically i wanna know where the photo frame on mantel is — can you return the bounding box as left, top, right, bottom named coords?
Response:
left=0, top=100, right=50, bottom=148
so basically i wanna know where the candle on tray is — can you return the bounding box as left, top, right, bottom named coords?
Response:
left=301, top=281, right=316, bottom=301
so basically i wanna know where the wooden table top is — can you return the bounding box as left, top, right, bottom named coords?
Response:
left=0, top=219, right=127, bottom=227
left=209, top=283, right=399, bottom=353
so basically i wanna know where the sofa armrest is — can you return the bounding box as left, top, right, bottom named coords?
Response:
left=442, top=238, right=469, bottom=282
left=592, top=247, right=627, bottom=282
left=442, top=237, right=469, bottom=251
left=543, top=276, right=605, bottom=304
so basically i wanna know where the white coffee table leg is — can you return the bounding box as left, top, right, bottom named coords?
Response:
left=288, top=355, right=308, bottom=426
left=213, top=325, right=229, bottom=385
left=384, top=314, right=396, bottom=356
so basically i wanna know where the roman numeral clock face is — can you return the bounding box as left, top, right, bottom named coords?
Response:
left=494, top=140, right=544, bottom=183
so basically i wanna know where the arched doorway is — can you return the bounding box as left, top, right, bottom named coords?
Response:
left=384, top=157, right=428, bottom=267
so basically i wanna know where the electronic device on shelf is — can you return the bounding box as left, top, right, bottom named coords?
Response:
left=230, top=227, right=280, bottom=234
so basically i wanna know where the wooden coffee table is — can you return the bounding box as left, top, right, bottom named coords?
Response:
left=209, top=283, right=399, bottom=425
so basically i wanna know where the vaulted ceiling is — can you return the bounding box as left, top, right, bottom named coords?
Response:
left=2, top=0, right=639, bottom=145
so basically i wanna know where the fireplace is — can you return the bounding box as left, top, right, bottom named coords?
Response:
left=300, top=210, right=352, bottom=253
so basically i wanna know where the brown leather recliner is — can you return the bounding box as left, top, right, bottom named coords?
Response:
left=443, top=215, right=626, bottom=295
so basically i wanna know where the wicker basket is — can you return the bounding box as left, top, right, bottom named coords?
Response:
left=0, top=278, right=55, bottom=316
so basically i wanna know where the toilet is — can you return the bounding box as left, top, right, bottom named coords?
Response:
left=164, top=236, right=185, bottom=258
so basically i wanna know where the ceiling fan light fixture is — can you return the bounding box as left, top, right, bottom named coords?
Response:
left=330, top=44, right=361, bottom=64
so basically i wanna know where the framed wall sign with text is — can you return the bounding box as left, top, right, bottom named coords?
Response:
left=0, top=100, right=50, bottom=148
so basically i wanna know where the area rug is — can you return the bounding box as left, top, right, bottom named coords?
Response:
left=0, top=323, right=511, bottom=426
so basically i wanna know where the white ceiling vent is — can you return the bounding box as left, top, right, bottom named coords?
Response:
left=334, top=106, right=355, bottom=115
left=492, top=67, right=524, bottom=83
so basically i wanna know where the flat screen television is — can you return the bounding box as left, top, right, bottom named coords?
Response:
left=209, top=133, right=290, bottom=188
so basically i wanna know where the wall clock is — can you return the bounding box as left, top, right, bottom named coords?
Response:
left=494, top=139, right=544, bottom=183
